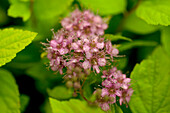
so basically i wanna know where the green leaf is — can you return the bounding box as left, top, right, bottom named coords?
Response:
left=41, top=99, right=53, bottom=113
left=124, top=12, right=159, bottom=34
left=104, top=34, right=132, bottom=42
left=112, top=104, right=123, bottom=113
left=161, top=27, right=170, bottom=57
left=26, top=62, right=63, bottom=94
left=118, top=40, right=157, bottom=52
left=49, top=98, right=105, bottom=113
left=5, top=43, right=40, bottom=69
left=8, top=2, right=30, bottom=21
left=34, top=0, right=73, bottom=19
left=136, top=0, right=170, bottom=26
left=20, top=94, right=30, bottom=113
left=129, top=46, right=170, bottom=113
left=0, top=28, right=37, bottom=67
left=0, top=69, right=20, bottom=113
left=47, top=86, right=73, bottom=100
left=79, top=0, right=126, bottom=15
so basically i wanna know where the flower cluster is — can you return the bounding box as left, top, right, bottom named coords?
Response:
left=94, top=67, right=133, bottom=111
left=44, top=9, right=133, bottom=111
left=61, top=9, right=108, bottom=37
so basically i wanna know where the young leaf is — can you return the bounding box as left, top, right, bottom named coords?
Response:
left=104, top=34, right=132, bottom=42
left=161, top=27, right=170, bottom=57
left=136, top=0, right=170, bottom=26
left=0, top=69, right=20, bottom=113
left=79, top=0, right=126, bottom=15
left=8, top=2, right=30, bottom=21
left=129, top=46, right=170, bottom=113
left=118, top=40, right=157, bottom=52
left=49, top=98, right=105, bottom=113
left=47, top=86, right=73, bottom=100
left=124, top=12, right=159, bottom=34
left=20, top=94, right=30, bottom=113
left=0, top=28, right=37, bottom=67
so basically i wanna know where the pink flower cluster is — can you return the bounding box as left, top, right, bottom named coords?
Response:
left=95, top=67, right=133, bottom=111
left=44, top=9, right=133, bottom=111
left=61, top=9, right=108, bottom=37
left=47, top=29, right=118, bottom=74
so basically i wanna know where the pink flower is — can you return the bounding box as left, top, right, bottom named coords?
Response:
left=100, top=103, right=110, bottom=111
left=97, top=42, right=104, bottom=49
left=98, top=58, right=106, bottom=66
left=61, top=9, right=107, bottom=38
left=83, top=45, right=90, bottom=52
left=101, top=88, right=109, bottom=97
left=82, top=60, right=91, bottom=69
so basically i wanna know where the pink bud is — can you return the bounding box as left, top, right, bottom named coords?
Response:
left=50, top=40, right=58, bottom=48
left=93, top=65, right=100, bottom=73
left=93, top=16, right=102, bottom=23
left=112, top=48, right=119, bottom=55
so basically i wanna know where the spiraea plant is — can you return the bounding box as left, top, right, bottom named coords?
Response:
left=43, top=9, right=133, bottom=111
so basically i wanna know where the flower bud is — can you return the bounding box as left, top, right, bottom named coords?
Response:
left=72, top=91, right=78, bottom=97
left=74, top=82, right=81, bottom=89
left=66, top=81, right=73, bottom=88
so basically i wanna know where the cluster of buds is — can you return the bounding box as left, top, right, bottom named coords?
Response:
left=94, top=67, right=133, bottom=111
left=44, top=9, right=133, bottom=111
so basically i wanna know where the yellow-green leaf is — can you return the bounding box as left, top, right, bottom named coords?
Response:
left=79, top=0, right=126, bottom=15
left=136, top=0, right=170, bottom=26
left=129, top=46, right=170, bottom=113
left=0, top=28, right=37, bottom=67
left=0, top=69, right=20, bottom=113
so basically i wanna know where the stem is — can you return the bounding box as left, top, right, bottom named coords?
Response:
left=116, top=0, right=142, bottom=32
left=30, top=0, right=37, bottom=27
left=81, top=75, right=87, bottom=87
left=79, top=87, right=93, bottom=104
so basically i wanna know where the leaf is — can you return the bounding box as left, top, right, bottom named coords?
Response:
left=0, top=28, right=37, bottom=67
left=49, top=98, right=105, bottom=113
left=0, top=69, right=20, bottom=113
left=26, top=62, right=63, bottom=94
left=40, top=99, right=53, bottom=113
left=136, top=0, right=170, bottom=26
left=161, top=27, right=170, bottom=57
left=8, top=2, right=30, bottom=21
left=20, top=94, right=30, bottom=113
left=34, top=0, right=73, bottom=19
left=47, top=86, right=73, bottom=100
left=118, top=40, right=157, bottom=52
left=79, top=0, right=126, bottom=15
left=5, top=43, right=41, bottom=69
left=129, top=46, right=170, bottom=113
left=104, top=34, right=132, bottom=42
left=124, top=12, right=159, bottom=34
left=112, top=104, right=123, bottom=113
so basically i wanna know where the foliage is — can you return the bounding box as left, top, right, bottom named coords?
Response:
left=0, top=69, right=20, bottom=113
left=0, top=28, right=37, bottom=67
left=0, top=0, right=170, bottom=112
left=129, top=47, right=170, bottom=113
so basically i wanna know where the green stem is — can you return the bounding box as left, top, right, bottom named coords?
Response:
left=116, top=0, right=142, bottom=33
